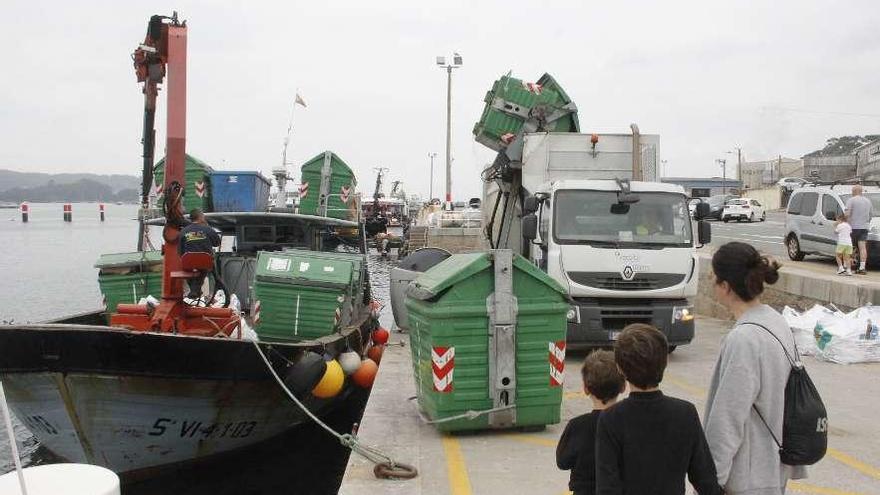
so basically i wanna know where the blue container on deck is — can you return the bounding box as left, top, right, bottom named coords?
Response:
left=210, top=171, right=271, bottom=212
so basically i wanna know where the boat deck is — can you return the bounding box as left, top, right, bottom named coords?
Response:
left=340, top=319, right=880, bottom=495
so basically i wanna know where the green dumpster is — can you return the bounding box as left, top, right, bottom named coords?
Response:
left=252, top=251, right=356, bottom=342
left=405, top=249, right=569, bottom=432
left=154, top=153, right=214, bottom=212
left=473, top=73, right=579, bottom=152
left=299, top=151, right=357, bottom=220
left=95, top=251, right=163, bottom=322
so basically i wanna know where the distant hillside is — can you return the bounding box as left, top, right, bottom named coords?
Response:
left=0, top=169, right=140, bottom=193
left=803, top=135, right=880, bottom=158
left=0, top=178, right=139, bottom=203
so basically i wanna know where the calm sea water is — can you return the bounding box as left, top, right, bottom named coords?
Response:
left=0, top=203, right=391, bottom=494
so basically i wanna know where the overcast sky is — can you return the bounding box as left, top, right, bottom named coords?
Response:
left=1, top=0, right=878, bottom=200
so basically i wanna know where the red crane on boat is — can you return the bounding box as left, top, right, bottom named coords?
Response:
left=111, top=13, right=240, bottom=337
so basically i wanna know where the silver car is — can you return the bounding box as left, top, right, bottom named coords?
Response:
left=784, top=185, right=880, bottom=265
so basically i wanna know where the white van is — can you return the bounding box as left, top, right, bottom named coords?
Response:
left=784, top=184, right=880, bottom=265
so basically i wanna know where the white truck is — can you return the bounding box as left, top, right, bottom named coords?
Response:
left=483, top=130, right=711, bottom=349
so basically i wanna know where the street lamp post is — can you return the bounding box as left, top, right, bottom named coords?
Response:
left=717, top=159, right=728, bottom=195
left=726, top=146, right=742, bottom=186
left=436, top=53, right=462, bottom=210
left=428, top=152, right=437, bottom=200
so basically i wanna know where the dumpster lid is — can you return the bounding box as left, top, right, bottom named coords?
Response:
left=397, top=247, right=451, bottom=273
left=95, top=251, right=162, bottom=269
left=255, top=251, right=353, bottom=288
left=406, top=251, right=567, bottom=300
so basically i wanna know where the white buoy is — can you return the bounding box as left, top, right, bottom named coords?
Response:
left=0, top=464, right=120, bottom=495
left=1, top=380, right=120, bottom=495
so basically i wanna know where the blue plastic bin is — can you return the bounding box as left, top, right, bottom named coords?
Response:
left=210, top=171, right=271, bottom=212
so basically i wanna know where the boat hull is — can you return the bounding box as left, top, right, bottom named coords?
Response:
left=0, top=323, right=366, bottom=477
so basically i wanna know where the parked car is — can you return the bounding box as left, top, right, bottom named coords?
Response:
left=784, top=185, right=880, bottom=266
left=703, top=194, right=737, bottom=220
left=722, top=198, right=766, bottom=222
left=778, top=177, right=808, bottom=190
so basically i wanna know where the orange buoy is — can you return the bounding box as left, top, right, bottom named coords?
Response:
left=367, top=344, right=384, bottom=364
left=352, top=358, right=378, bottom=388
left=372, top=327, right=390, bottom=345
left=312, top=359, right=344, bottom=398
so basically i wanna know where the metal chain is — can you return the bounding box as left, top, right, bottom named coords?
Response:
left=252, top=341, right=417, bottom=480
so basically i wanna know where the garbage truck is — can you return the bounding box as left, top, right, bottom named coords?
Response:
left=476, top=73, right=711, bottom=349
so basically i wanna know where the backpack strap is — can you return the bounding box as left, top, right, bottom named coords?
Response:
left=741, top=321, right=800, bottom=451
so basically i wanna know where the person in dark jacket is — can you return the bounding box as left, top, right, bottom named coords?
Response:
left=178, top=208, right=220, bottom=299
left=596, top=324, right=722, bottom=495
left=556, top=350, right=625, bottom=495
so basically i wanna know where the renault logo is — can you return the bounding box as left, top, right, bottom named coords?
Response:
left=622, top=265, right=635, bottom=281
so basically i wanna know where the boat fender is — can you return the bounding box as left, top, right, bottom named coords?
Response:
left=367, top=345, right=384, bottom=365
left=371, top=327, right=389, bottom=345
left=312, top=359, right=344, bottom=398
left=352, top=358, right=378, bottom=388
left=339, top=351, right=362, bottom=375
left=282, top=351, right=326, bottom=396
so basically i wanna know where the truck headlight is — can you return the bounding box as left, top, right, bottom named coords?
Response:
left=672, top=306, right=694, bottom=324
left=567, top=306, right=579, bottom=323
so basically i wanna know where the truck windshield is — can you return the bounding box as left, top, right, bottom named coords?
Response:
left=553, top=190, right=692, bottom=247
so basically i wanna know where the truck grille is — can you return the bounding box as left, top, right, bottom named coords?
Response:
left=567, top=272, right=685, bottom=291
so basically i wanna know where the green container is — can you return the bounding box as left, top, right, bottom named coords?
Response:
left=405, top=250, right=568, bottom=432
left=299, top=151, right=357, bottom=220
left=253, top=251, right=356, bottom=342
left=95, top=251, right=163, bottom=321
left=473, top=73, right=579, bottom=152
left=154, top=153, right=214, bottom=212
left=282, top=248, right=364, bottom=297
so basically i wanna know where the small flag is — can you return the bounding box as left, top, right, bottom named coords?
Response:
left=295, top=93, right=307, bottom=107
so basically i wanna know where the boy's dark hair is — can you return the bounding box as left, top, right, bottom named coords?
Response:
left=614, top=324, right=668, bottom=389
left=581, top=350, right=625, bottom=404
left=190, top=208, right=205, bottom=221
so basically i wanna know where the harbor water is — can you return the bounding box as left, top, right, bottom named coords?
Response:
left=0, top=203, right=392, bottom=494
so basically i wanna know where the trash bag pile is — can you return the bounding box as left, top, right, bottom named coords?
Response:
left=783, top=304, right=880, bottom=364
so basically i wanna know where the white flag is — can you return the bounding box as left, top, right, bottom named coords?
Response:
left=295, top=93, right=307, bottom=107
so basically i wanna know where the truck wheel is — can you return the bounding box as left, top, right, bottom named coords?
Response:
left=761, top=212, right=766, bottom=222
left=668, top=346, right=677, bottom=354
left=749, top=213, right=755, bottom=222
left=787, top=235, right=805, bottom=261
left=723, top=218, right=729, bottom=223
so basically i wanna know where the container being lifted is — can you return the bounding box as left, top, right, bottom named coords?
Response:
left=299, top=151, right=358, bottom=220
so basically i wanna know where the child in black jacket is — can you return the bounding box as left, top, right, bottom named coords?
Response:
left=595, top=324, right=723, bottom=495
left=557, top=350, right=626, bottom=495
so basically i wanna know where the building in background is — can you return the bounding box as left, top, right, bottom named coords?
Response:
left=802, top=135, right=879, bottom=182
left=740, top=157, right=803, bottom=189
left=660, top=177, right=743, bottom=198
left=855, top=138, right=880, bottom=181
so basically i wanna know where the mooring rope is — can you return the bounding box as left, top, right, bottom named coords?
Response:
left=251, top=341, right=417, bottom=480
left=407, top=396, right=516, bottom=424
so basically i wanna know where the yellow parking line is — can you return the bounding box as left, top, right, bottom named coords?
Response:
left=789, top=480, right=872, bottom=495
left=441, top=435, right=473, bottom=495
left=826, top=448, right=880, bottom=481
left=665, top=373, right=880, bottom=484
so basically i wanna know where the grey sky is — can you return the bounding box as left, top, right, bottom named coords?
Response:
left=1, top=0, right=878, bottom=201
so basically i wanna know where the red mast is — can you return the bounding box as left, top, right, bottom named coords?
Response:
left=112, top=13, right=239, bottom=337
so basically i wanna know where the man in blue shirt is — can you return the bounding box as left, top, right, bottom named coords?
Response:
left=178, top=208, right=220, bottom=299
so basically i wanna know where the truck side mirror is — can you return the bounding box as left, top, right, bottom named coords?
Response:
left=523, top=196, right=539, bottom=215
left=694, top=202, right=710, bottom=220
left=697, top=220, right=711, bottom=246
left=522, top=213, right=538, bottom=240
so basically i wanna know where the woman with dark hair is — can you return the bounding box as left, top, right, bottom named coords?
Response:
left=704, top=242, right=807, bottom=494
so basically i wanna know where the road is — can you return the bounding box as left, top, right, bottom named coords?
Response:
left=707, top=210, right=789, bottom=258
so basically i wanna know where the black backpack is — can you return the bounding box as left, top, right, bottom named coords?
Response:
left=746, top=323, right=827, bottom=466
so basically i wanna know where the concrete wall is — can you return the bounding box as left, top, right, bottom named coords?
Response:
left=743, top=187, right=782, bottom=210
left=803, top=155, right=857, bottom=182
left=857, top=140, right=880, bottom=180
left=740, top=158, right=803, bottom=189
left=694, top=255, right=880, bottom=320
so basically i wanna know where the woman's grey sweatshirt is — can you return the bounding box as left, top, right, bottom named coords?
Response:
left=704, top=304, right=808, bottom=495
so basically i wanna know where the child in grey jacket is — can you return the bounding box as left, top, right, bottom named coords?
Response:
left=705, top=242, right=807, bottom=494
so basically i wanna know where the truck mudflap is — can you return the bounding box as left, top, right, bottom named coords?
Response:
left=566, top=298, right=694, bottom=347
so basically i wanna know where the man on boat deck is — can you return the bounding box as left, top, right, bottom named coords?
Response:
left=178, top=208, right=221, bottom=299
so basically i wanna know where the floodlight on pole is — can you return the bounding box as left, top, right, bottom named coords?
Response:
left=437, top=52, right=462, bottom=210
left=717, top=158, right=728, bottom=195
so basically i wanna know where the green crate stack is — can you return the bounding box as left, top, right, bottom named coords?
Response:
left=299, top=151, right=357, bottom=220
left=154, top=153, right=214, bottom=212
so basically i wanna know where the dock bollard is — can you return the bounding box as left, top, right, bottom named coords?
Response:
left=63, top=203, right=72, bottom=222
left=99, top=203, right=105, bottom=222
left=20, top=202, right=28, bottom=223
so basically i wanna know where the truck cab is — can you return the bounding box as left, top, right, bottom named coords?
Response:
left=522, top=179, right=709, bottom=349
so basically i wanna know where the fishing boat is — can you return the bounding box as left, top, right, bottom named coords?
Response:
left=0, top=13, right=378, bottom=479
